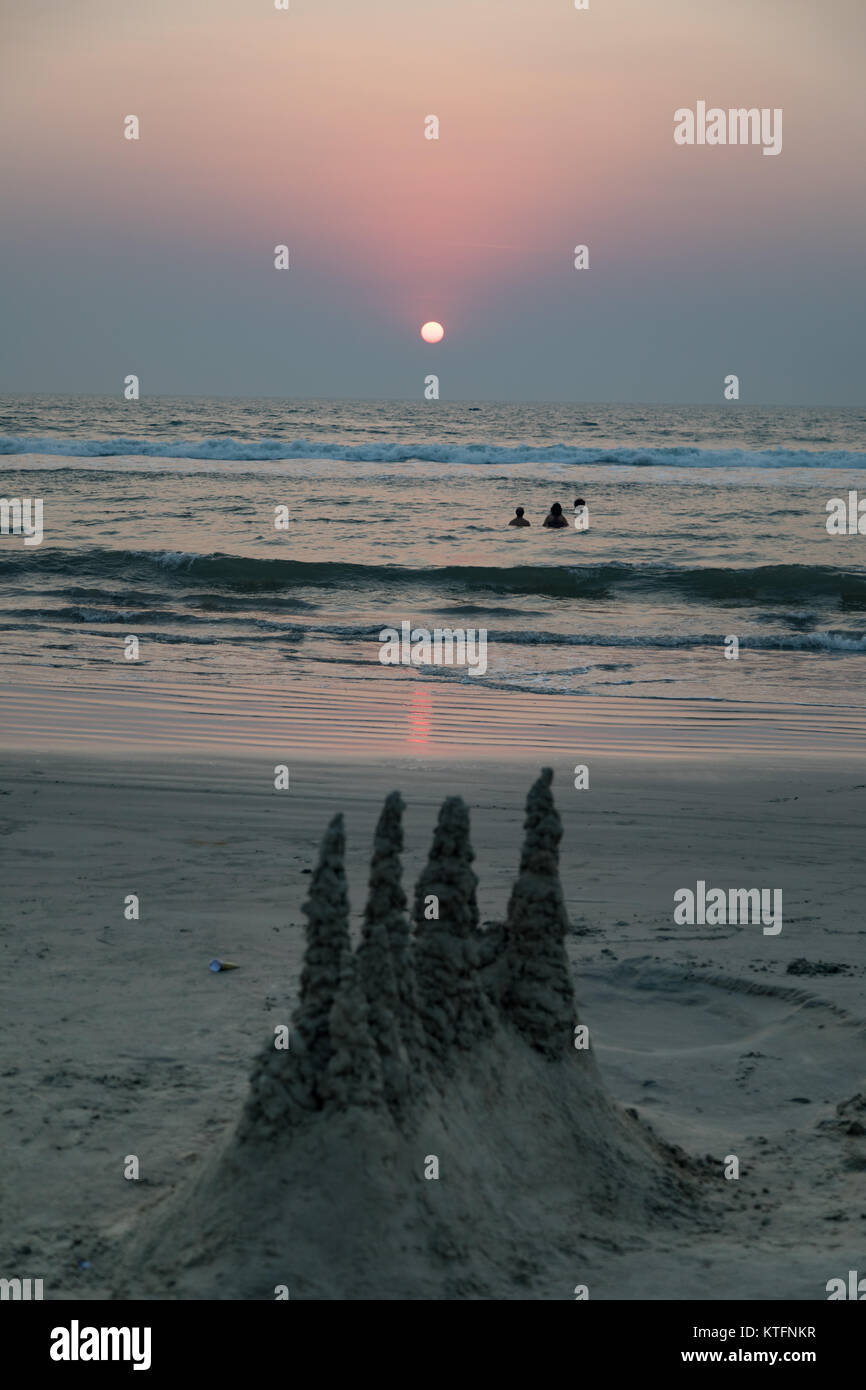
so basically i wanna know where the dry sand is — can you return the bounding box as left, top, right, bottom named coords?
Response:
left=1, top=730, right=864, bottom=1299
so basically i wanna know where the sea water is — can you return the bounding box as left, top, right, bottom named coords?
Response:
left=1, top=395, right=865, bottom=708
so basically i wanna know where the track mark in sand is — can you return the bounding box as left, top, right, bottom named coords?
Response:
left=604, top=957, right=866, bottom=1023
left=580, top=958, right=866, bottom=1139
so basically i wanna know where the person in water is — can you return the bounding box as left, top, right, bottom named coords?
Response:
left=509, top=506, right=531, bottom=527
left=542, top=501, right=569, bottom=529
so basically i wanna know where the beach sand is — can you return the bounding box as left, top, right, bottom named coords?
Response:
left=1, top=678, right=864, bottom=1298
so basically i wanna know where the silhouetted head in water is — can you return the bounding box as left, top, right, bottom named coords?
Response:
left=509, top=506, right=531, bottom=527
left=574, top=498, right=586, bottom=508
left=516, top=507, right=525, bottom=517
left=543, top=500, right=569, bottom=528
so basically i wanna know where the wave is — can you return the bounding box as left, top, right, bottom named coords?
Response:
left=496, top=630, right=866, bottom=653
left=3, top=548, right=866, bottom=606
left=5, top=610, right=862, bottom=655
left=2, top=435, right=866, bottom=469
left=288, top=622, right=866, bottom=654
left=277, top=622, right=866, bottom=654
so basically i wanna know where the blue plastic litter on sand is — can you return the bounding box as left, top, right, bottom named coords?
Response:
left=208, top=959, right=221, bottom=972
left=77, top=1259, right=91, bottom=1270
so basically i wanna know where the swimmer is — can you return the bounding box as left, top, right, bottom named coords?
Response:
left=542, top=502, right=569, bottom=529
left=508, top=506, right=531, bottom=527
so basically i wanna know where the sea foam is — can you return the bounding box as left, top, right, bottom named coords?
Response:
left=2, top=434, right=866, bottom=469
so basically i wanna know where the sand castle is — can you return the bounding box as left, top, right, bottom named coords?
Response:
left=239, top=769, right=576, bottom=1139
left=122, top=769, right=703, bottom=1299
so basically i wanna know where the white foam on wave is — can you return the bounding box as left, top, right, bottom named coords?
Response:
left=3, top=435, right=866, bottom=469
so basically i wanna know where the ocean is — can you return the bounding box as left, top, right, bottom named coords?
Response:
left=2, top=394, right=865, bottom=710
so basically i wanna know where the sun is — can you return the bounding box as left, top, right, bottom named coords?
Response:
left=420, top=321, right=444, bottom=344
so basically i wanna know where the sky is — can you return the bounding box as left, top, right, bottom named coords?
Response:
left=1, top=0, right=865, bottom=403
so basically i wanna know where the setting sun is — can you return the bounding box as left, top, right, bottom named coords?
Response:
left=420, top=321, right=444, bottom=343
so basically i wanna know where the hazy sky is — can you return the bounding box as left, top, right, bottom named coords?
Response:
left=1, top=0, right=864, bottom=403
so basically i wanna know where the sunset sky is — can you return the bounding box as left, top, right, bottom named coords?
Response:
left=1, top=0, right=864, bottom=402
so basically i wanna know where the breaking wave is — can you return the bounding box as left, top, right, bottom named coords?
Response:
left=3, top=549, right=866, bottom=606
left=3, top=435, right=866, bottom=469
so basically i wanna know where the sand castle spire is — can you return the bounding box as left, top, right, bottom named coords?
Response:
left=413, top=795, right=495, bottom=1065
left=501, top=768, right=575, bottom=1059
left=374, top=794, right=419, bottom=1018
left=326, top=950, right=386, bottom=1110
left=357, top=792, right=411, bottom=1109
left=372, top=791, right=427, bottom=1081
left=238, top=811, right=352, bottom=1139
left=295, top=811, right=353, bottom=1089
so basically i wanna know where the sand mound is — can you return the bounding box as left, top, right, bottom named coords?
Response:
left=117, top=770, right=704, bottom=1300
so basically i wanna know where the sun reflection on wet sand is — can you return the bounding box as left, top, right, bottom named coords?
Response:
left=407, top=685, right=434, bottom=746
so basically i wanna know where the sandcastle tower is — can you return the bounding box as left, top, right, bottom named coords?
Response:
left=413, top=795, right=496, bottom=1070
left=238, top=812, right=351, bottom=1140
left=326, top=950, right=386, bottom=1111
left=501, top=767, right=576, bottom=1059
left=357, top=792, right=413, bottom=1111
